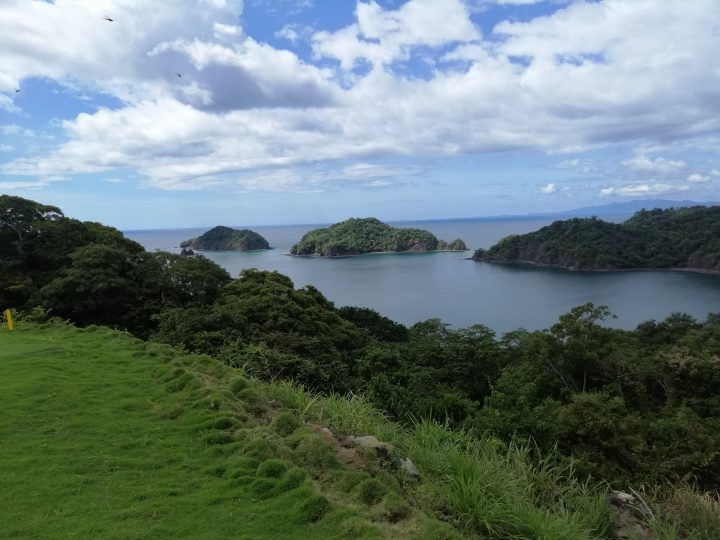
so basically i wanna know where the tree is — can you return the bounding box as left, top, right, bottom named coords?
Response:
left=0, top=195, right=62, bottom=258
left=548, top=303, right=616, bottom=393
left=147, top=252, right=231, bottom=308
left=36, top=244, right=154, bottom=332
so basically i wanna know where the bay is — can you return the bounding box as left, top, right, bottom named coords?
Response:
left=125, top=217, right=720, bottom=334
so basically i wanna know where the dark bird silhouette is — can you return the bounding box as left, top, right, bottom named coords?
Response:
left=175, top=73, right=183, bottom=78
left=15, top=89, right=21, bottom=93
left=104, top=17, right=114, bottom=22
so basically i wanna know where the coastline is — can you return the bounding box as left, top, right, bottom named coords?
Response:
left=471, top=258, right=720, bottom=276
left=288, top=249, right=469, bottom=258
left=190, top=247, right=274, bottom=253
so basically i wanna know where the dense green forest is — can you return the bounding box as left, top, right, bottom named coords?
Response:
left=473, top=206, right=720, bottom=271
left=3, top=196, right=720, bottom=516
left=290, top=217, right=467, bottom=256
left=181, top=225, right=270, bottom=251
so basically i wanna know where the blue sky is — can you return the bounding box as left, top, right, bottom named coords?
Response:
left=1, top=0, right=719, bottom=229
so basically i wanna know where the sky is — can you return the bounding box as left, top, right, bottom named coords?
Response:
left=1, top=0, right=719, bottom=229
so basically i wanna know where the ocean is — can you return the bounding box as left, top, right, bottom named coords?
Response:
left=125, top=217, right=720, bottom=334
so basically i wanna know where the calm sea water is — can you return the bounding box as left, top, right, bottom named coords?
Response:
left=125, top=217, right=720, bottom=334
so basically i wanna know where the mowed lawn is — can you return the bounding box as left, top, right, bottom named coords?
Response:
left=0, top=324, right=447, bottom=540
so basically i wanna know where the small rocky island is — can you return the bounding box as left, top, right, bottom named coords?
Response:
left=472, top=206, right=720, bottom=272
left=290, top=217, right=467, bottom=256
left=181, top=226, right=270, bottom=251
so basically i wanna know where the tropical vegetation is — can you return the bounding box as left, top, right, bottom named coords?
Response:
left=2, top=195, right=720, bottom=538
left=181, top=225, right=271, bottom=251
left=290, top=217, right=466, bottom=256
left=473, top=206, right=720, bottom=271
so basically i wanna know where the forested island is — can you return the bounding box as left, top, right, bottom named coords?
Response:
left=181, top=226, right=270, bottom=251
left=290, top=217, right=466, bottom=256
left=473, top=206, right=720, bottom=272
left=3, top=195, right=720, bottom=538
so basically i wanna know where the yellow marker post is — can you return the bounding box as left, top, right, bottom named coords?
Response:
left=4, top=309, right=14, bottom=331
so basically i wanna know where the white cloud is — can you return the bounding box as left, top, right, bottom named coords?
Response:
left=1, top=0, right=720, bottom=194
left=623, top=155, right=687, bottom=175
left=541, top=182, right=557, bottom=194
left=687, top=173, right=710, bottom=183
left=0, top=144, right=14, bottom=152
left=312, top=0, right=480, bottom=70
left=147, top=37, right=336, bottom=110
left=213, top=22, right=242, bottom=39
left=0, top=181, right=49, bottom=190
left=0, top=124, right=34, bottom=137
left=711, top=169, right=720, bottom=177
left=600, top=183, right=690, bottom=198
left=276, top=24, right=314, bottom=44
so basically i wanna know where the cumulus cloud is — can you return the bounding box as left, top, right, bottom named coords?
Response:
left=1, top=0, right=720, bottom=193
left=312, top=0, right=480, bottom=70
left=687, top=173, right=710, bottom=183
left=0, top=0, right=329, bottom=111
left=541, top=182, right=557, bottom=194
left=600, top=183, right=690, bottom=198
left=623, top=155, right=687, bottom=176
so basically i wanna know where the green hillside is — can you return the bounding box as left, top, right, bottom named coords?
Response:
left=0, top=322, right=627, bottom=540
left=0, top=323, right=461, bottom=539
left=472, top=206, right=720, bottom=271
left=181, top=226, right=271, bottom=251
left=290, top=218, right=466, bottom=256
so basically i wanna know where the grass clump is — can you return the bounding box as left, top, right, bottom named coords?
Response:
left=357, top=478, right=386, bottom=505
left=257, top=458, right=291, bottom=478
left=274, top=411, right=301, bottom=436
left=297, top=491, right=332, bottom=523
left=229, top=375, right=251, bottom=395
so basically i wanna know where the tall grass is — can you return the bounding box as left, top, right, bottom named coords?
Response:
left=266, top=382, right=611, bottom=539
left=649, top=485, right=720, bottom=539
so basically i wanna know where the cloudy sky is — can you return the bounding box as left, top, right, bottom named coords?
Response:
left=1, top=0, right=719, bottom=229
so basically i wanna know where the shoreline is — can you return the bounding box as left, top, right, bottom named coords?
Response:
left=470, top=259, right=720, bottom=275
left=189, top=247, right=273, bottom=253
left=288, top=249, right=469, bottom=258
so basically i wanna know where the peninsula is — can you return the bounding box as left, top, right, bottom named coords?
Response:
left=290, top=217, right=466, bottom=256
left=181, top=226, right=270, bottom=251
left=472, top=206, right=720, bottom=272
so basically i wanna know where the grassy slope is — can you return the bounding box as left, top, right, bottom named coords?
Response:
left=0, top=323, right=457, bottom=539
left=2, top=326, right=718, bottom=539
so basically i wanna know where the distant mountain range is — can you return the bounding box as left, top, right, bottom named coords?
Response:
left=421, top=200, right=717, bottom=223
left=545, top=199, right=717, bottom=218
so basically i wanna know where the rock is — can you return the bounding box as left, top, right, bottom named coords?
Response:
left=310, top=425, right=336, bottom=444
left=180, top=248, right=195, bottom=256
left=609, top=490, right=652, bottom=540
left=352, top=435, right=392, bottom=451
left=399, top=457, right=419, bottom=477
left=343, top=435, right=393, bottom=461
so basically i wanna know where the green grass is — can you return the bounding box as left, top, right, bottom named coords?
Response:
left=3, top=321, right=713, bottom=539
left=0, top=323, right=458, bottom=539
left=265, top=384, right=612, bottom=539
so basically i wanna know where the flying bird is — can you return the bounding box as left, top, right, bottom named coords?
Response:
left=175, top=73, right=183, bottom=78
left=104, top=17, right=114, bottom=22
left=15, top=89, right=21, bottom=93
